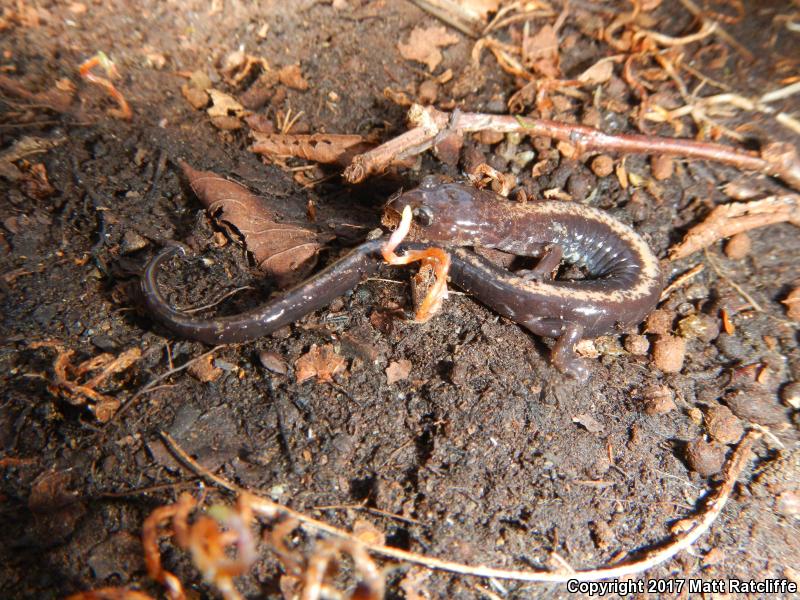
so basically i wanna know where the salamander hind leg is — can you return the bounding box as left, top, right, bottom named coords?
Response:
left=517, top=244, right=563, bottom=281
left=551, top=321, right=590, bottom=380
left=523, top=318, right=590, bottom=380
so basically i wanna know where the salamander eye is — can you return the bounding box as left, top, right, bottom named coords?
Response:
left=413, top=205, right=434, bottom=227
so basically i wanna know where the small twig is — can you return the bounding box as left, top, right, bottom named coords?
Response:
left=677, top=0, right=754, bottom=62
left=105, top=346, right=224, bottom=427
left=660, top=264, right=705, bottom=302
left=344, top=105, right=800, bottom=192
left=163, top=427, right=762, bottom=584
left=704, top=249, right=763, bottom=312
left=181, top=286, right=254, bottom=313
left=314, top=504, right=421, bottom=526
left=669, top=194, right=800, bottom=260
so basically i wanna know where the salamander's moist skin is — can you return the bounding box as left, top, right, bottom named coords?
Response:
left=387, top=179, right=663, bottom=379
left=141, top=179, right=662, bottom=380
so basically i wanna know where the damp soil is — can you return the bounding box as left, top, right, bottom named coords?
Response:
left=1, top=1, right=798, bottom=598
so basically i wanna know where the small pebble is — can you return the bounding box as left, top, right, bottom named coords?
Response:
left=724, top=232, right=751, bottom=259
left=187, top=354, right=223, bottom=382
left=652, top=334, right=685, bottom=373
left=685, top=438, right=726, bottom=477
left=418, top=79, right=439, bottom=105
left=475, top=130, right=504, bottom=145
left=532, top=136, right=551, bottom=152
left=91, top=334, right=118, bottom=352
left=259, top=350, right=289, bottom=375
left=566, top=170, right=594, bottom=202
left=725, top=387, right=789, bottom=427
left=590, top=520, right=615, bottom=549
left=590, top=154, right=614, bottom=177
left=715, top=333, right=747, bottom=361
left=120, top=230, right=148, bottom=254
left=556, top=141, right=576, bottom=159
left=781, top=382, right=800, bottom=409
left=687, top=407, right=703, bottom=425
left=650, top=155, right=673, bottom=180
left=677, top=313, right=720, bottom=343
left=643, top=384, right=675, bottom=415
left=624, top=333, right=649, bottom=355
left=644, top=309, right=674, bottom=335
left=703, top=547, right=725, bottom=567
left=776, top=490, right=800, bottom=518
left=704, top=404, right=744, bottom=444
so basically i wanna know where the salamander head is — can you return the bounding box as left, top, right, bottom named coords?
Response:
left=383, top=178, right=495, bottom=245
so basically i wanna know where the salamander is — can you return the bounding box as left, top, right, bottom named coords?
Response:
left=141, top=179, right=662, bottom=379
left=385, top=178, right=663, bottom=378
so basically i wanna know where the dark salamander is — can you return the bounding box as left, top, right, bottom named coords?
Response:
left=141, top=180, right=662, bottom=379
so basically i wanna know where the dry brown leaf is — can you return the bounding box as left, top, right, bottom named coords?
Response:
left=783, top=287, right=800, bottom=321
left=385, top=359, right=412, bottom=385
left=295, top=344, right=346, bottom=383
left=578, top=59, right=614, bottom=85
left=221, top=50, right=269, bottom=85
left=179, top=160, right=322, bottom=287
left=523, top=24, right=560, bottom=78
left=572, top=413, right=604, bottom=434
left=277, top=64, right=309, bottom=91
left=250, top=132, right=373, bottom=166
left=181, top=84, right=209, bottom=110
left=207, top=89, right=246, bottom=129
left=398, top=26, right=459, bottom=72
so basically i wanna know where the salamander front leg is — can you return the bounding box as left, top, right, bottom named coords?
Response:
left=518, top=244, right=563, bottom=281
left=522, top=318, right=590, bottom=380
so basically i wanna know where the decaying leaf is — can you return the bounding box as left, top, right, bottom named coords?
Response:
left=0, top=135, right=65, bottom=180
left=250, top=132, right=373, bottom=166
left=0, top=74, right=75, bottom=113
left=187, top=354, right=223, bottom=382
left=179, top=160, right=322, bottom=287
left=398, top=25, right=459, bottom=72
left=32, top=343, right=141, bottom=422
left=295, top=344, right=346, bottom=383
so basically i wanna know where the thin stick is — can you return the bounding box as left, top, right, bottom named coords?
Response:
left=343, top=105, right=800, bottom=192
left=162, top=428, right=762, bottom=584
left=105, top=346, right=224, bottom=426
left=660, top=264, right=705, bottom=302
left=704, top=249, right=763, bottom=312
left=677, top=0, right=754, bottom=62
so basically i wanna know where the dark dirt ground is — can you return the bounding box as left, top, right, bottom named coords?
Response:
left=1, top=1, right=799, bottom=598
